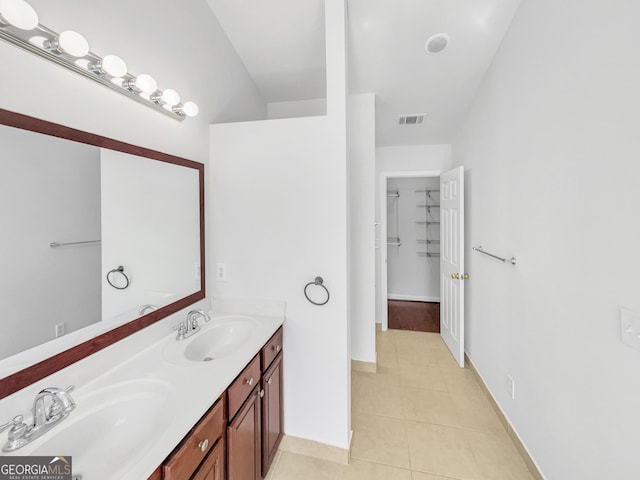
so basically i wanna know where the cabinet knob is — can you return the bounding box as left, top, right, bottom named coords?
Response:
left=259, top=389, right=265, bottom=398
left=198, top=439, right=209, bottom=452
left=273, top=344, right=281, bottom=353
left=245, top=377, right=254, bottom=386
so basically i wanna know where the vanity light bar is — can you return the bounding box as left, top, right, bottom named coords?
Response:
left=0, top=0, right=198, bottom=121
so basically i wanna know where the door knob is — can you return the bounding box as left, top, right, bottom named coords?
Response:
left=451, top=273, right=460, bottom=279
left=463, top=274, right=469, bottom=280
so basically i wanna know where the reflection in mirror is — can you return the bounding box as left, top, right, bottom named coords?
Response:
left=100, top=149, right=200, bottom=321
left=1, top=124, right=102, bottom=360
left=0, top=111, right=204, bottom=394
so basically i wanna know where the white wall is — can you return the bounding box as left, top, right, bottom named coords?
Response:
left=348, top=94, right=376, bottom=364
left=268, top=98, right=327, bottom=119
left=0, top=0, right=266, bottom=165
left=375, top=145, right=451, bottom=323
left=210, top=0, right=350, bottom=449
left=452, top=1, right=640, bottom=478
left=101, top=149, right=200, bottom=320
left=387, top=176, right=440, bottom=302
left=0, top=125, right=101, bottom=359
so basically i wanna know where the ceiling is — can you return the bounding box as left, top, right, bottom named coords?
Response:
left=205, top=0, right=327, bottom=103
left=205, top=0, right=522, bottom=146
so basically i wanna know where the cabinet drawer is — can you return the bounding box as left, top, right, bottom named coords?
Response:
left=163, top=397, right=226, bottom=480
left=192, top=436, right=225, bottom=480
left=228, top=354, right=261, bottom=421
left=261, top=327, right=283, bottom=372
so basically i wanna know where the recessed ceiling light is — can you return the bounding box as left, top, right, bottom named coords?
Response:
left=425, top=33, right=450, bottom=54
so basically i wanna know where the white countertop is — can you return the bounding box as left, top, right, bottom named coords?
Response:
left=0, top=304, right=284, bottom=480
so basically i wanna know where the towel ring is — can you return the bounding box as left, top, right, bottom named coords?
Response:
left=304, top=276, right=330, bottom=306
left=106, top=266, right=130, bottom=290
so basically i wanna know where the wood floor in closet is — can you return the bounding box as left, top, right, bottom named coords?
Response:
left=388, top=300, right=440, bottom=333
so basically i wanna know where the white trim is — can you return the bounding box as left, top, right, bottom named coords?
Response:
left=388, top=294, right=440, bottom=303
left=379, top=170, right=442, bottom=331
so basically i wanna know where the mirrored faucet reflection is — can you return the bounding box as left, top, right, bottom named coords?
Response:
left=139, top=304, right=159, bottom=315
left=0, top=385, right=76, bottom=452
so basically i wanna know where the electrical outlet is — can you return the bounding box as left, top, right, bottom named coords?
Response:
left=507, top=374, right=515, bottom=400
left=215, top=263, right=226, bottom=282
left=195, top=263, right=201, bottom=280
left=620, top=307, right=640, bottom=352
left=55, top=322, right=66, bottom=338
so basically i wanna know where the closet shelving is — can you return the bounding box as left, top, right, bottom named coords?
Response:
left=416, top=188, right=440, bottom=258
left=387, top=190, right=401, bottom=248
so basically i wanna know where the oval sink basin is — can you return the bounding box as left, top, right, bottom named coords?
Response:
left=24, top=380, right=174, bottom=479
left=163, top=315, right=258, bottom=365
left=184, top=318, right=254, bottom=362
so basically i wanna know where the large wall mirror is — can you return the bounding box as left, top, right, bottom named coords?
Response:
left=0, top=108, right=205, bottom=399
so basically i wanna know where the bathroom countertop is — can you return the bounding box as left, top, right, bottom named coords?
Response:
left=0, top=308, right=284, bottom=480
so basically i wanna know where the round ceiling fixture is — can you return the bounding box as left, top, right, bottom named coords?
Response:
left=425, top=33, right=450, bottom=55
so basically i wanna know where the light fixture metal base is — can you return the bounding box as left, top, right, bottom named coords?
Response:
left=0, top=26, right=185, bottom=122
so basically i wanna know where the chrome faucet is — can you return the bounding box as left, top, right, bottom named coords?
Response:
left=139, top=304, right=159, bottom=315
left=174, top=309, right=211, bottom=340
left=0, top=385, right=75, bottom=452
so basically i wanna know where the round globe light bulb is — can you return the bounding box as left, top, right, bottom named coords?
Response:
left=134, top=74, right=157, bottom=94
left=161, top=88, right=180, bottom=107
left=58, top=30, right=89, bottom=57
left=101, top=54, right=127, bottom=77
left=182, top=101, right=199, bottom=117
left=0, top=0, right=39, bottom=30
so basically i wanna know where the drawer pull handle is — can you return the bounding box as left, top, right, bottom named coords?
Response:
left=198, top=439, right=209, bottom=452
left=246, top=377, right=254, bottom=386
left=273, top=344, right=281, bottom=353
left=259, top=389, right=265, bottom=398
left=267, top=378, right=272, bottom=385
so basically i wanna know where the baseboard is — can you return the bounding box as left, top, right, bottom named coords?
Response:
left=351, top=359, right=377, bottom=373
left=387, top=294, right=440, bottom=302
left=279, top=434, right=350, bottom=465
left=464, top=354, right=545, bottom=480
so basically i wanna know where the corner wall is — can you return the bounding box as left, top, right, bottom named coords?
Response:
left=210, top=0, right=351, bottom=450
left=453, top=0, right=640, bottom=478
left=348, top=94, right=376, bottom=364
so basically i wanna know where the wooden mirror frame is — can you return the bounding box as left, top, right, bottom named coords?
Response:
left=0, top=108, right=205, bottom=400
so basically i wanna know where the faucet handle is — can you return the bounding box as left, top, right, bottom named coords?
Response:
left=0, top=415, right=24, bottom=433
left=0, top=415, right=28, bottom=441
left=174, top=322, right=187, bottom=340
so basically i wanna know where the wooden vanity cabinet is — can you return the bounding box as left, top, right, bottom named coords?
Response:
left=227, top=326, right=284, bottom=480
left=152, top=326, right=284, bottom=480
left=261, top=352, right=283, bottom=477
left=162, top=396, right=226, bottom=480
left=227, top=385, right=261, bottom=480
left=148, top=467, right=161, bottom=480
left=192, top=437, right=225, bottom=480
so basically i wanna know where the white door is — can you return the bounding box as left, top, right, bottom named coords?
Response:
left=440, top=166, right=465, bottom=367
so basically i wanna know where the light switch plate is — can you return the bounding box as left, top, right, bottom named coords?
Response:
left=620, top=307, right=640, bottom=352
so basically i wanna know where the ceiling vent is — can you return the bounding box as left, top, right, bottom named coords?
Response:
left=398, top=114, right=426, bottom=126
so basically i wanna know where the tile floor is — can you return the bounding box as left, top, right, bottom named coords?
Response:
left=266, top=327, right=533, bottom=480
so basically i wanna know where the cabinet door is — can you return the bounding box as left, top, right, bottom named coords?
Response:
left=261, top=353, right=283, bottom=477
left=192, top=438, right=225, bottom=480
left=227, top=387, right=261, bottom=480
